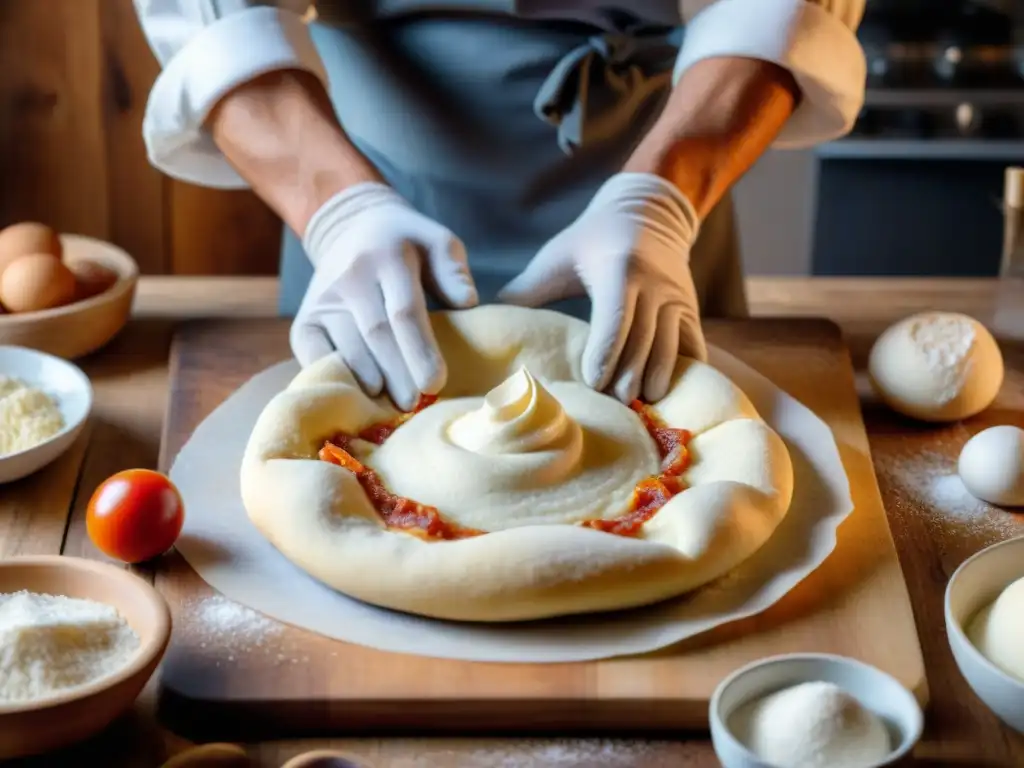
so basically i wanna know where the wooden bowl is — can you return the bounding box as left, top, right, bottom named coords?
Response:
left=0, top=556, right=171, bottom=759
left=0, top=234, right=139, bottom=360
left=281, top=751, right=368, bottom=768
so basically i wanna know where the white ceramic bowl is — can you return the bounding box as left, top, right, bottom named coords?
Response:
left=945, top=535, right=1024, bottom=734
left=710, top=653, right=923, bottom=768
left=0, top=346, right=92, bottom=484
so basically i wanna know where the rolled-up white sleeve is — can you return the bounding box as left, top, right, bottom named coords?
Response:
left=675, top=0, right=867, bottom=148
left=134, top=1, right=327, bottom=189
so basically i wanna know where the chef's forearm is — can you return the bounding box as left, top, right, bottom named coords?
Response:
left=624, top=57, right=799, bottom=219
left=207, top=69, right=382, bottom=237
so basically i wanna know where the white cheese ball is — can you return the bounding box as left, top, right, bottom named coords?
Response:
left=968, top=576, right=1024, bottom=683
left=868, top=312, right=1003, bottom=422
left=958, top=426, right=1024, bottom=507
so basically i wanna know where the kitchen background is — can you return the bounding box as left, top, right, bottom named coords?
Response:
left=737, top=0, right=1023, bottom=276
left=0, top=0, right=1020, bottom=277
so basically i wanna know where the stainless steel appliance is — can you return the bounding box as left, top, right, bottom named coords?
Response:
left=810, top=0, right=1024, bottom=276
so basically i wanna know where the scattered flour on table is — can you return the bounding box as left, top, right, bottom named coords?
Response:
left=387, top=739, right=688, bottom=768
left=878, top=449, right=1024, bottom=545
left=180, top=595, right=317, bottom=665
left=0, top=590, right=139, bottom=703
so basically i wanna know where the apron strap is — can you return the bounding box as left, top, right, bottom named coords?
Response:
left=533, top=28, right=680, bottom=155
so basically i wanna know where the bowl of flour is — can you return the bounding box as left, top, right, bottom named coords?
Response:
left=710, top=653, right=923, bottom=768
left=0, top=345, right=91, bottom=484
left=0, top=556, right=171, bottom=758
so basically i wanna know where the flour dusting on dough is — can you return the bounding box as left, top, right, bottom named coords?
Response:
left=906, top=314, right=975, bottom=405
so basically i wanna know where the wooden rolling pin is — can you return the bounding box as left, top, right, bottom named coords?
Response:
left=1003, top=167, right=1024, bottom=278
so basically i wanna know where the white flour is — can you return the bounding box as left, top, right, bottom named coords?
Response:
left=0, top=375, right=64, bottom=456
left=0, top=591, right=139, bottom=703
left=729, top=681, right=891, bottom=768
left=878, top=448, right=1024, bottom=545
left=182, top=595, right=296, bottom=664
left=906, top=314, right=975, bottom=405
left=386, top=739, right=683, bottom=767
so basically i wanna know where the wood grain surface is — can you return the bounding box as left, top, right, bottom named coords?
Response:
left=150, top=317, right=926, bottom=741
left=1, top=276, right=1022, bottom=768
left=0, top=0, right=281, bottom=275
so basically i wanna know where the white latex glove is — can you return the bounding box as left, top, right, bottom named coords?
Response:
left=291, top=182, right=478, bottom=410
left=498, top=172, right=705, bottom=404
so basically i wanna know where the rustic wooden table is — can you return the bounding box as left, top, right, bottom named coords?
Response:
left=4, top=277, right=1024, bottom=768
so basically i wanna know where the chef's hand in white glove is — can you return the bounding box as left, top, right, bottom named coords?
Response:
left=498, top=172, right=705, bottom=404
left=290, top=182, right=478, bottom=411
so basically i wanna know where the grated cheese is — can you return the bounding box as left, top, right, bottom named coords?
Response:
left=0, top=591, right=139, bottom=703
left=0, top=375, right=64, bottom=456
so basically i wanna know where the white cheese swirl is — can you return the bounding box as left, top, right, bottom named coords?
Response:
left=365, top=373, right=658, bottom=531
left=447, top=367, right=582, bottom=457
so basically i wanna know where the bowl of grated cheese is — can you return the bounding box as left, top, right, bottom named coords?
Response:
left=0, top=345, right=91, bottom=484
left=0, top=555, right=171, bottom=758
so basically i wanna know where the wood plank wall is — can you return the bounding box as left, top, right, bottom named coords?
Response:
left=0, top=0, right=282, bottom=275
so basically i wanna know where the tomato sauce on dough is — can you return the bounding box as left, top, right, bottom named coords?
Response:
left=319, top=396, right=691, bottom=540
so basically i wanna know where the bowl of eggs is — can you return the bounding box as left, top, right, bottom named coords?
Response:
left=0, top=222, right=138, bottom=360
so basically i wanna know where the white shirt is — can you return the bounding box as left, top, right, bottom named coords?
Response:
left=134, top=0, right=867, bottom=189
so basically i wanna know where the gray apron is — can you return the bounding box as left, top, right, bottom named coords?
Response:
left=279, top=1, right=748, bottom=321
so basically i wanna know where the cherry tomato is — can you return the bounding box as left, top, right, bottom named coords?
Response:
left=86, top=469, right=184, bottom=563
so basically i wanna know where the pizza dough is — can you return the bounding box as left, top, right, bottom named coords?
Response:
left=958, top=426, right=1024, bottom=507
left=868, top=312, right=1004, bottom=422
left=241, top=306, right=794, bottom=622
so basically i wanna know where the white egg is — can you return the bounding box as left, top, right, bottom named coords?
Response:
left=868, top=312, right=1004, bottom=422
left=958, top=426, right=1024, bottom=507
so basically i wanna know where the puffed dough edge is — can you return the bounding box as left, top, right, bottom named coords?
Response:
left=240, top=307, right=795, bottom=621
left=241, top=395, right=794, bottom=622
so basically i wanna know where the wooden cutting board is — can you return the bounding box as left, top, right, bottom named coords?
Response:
left=154, top=318, right=926, bottom=740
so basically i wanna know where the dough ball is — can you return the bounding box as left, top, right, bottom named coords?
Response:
left=0, top=222, right=61, bottom=275
left=0, top=253, right=76, bottom=312
left=868, top=312, right=1003, bottom=422
left=967, top=575, right=1024, bottom=683
left=958, top=426, right=1024, bottom=507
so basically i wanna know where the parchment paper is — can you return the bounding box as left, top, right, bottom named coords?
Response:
left=169, top=347, right=853, bottom=663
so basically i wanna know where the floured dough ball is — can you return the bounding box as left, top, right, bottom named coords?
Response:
left=0, top=222, right=61, bottom=276
left=968, top=575, right=1024, bottom=683
left=958, top=426, right=1024, bottom=507
left=868, top=312, right=1003, bottom=422
left=0, top=253, right=76, bottom=313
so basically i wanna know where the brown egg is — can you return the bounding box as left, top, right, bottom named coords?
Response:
left=0, top=253, right=76, bottom=312
left=68, top=258, right=118, bottom=301
left=0, top=222, right=61, bottom=277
